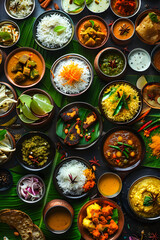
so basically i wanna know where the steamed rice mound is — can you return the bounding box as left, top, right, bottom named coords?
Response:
left=101, top=83, right=140, bottom=122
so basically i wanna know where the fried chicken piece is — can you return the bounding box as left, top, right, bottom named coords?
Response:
left=82, top=218, right=95, bottom=231
left=100, top=233, right=109, bottom=240
left=101, top=205, right=113, bottom=217
left=99, top=215, right=107, bottom=225
left=106, top=219, right=118, bottom=236
left=92, top=229, right=101, bottom=238
left=86, top=203, right=101, bottom=218
left=92, top=217, right=99, bottom=225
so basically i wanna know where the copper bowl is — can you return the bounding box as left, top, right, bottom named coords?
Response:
left=142, top=82, right=160, bottom=110
left=110, top=0, right=141, bottom=18
left=0, top=82, right=17, bottom=118
left=135, top=9, right=160, bottom=45
left=43, top=199, right=74, bottom=234
left=76, top=15, right=109, bottom=50
left=94, top=47, right=127, bottom=81
left=0, top=50, right=6, bottom=74
left=111, top=18, right=135, bottom=46
left=151, top=44, right=160, bottom=73
left=78, top=198, right=124, bottom=240
left=98, top=80, right=143, bottom=125
left=0, top=130, right=16, bottom=165
left=4, top=47, right=45, bottom=88
left=16, top=88, right=55, bottom=129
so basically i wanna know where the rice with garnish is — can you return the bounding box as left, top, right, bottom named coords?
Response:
left=36, top=14, right=72, bottom=48
left=53, top=58, right=91, bottom=94
left=9, top=0, right=33, bottom=18
left=56, top=160, right=87, bottom=195
left=101, top=83, right=140, bottom=122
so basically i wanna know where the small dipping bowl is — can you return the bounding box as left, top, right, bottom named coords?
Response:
left=43, top=199, right=74, bottom=234
left=151, top=44, right=160, bottom=73
left=128, top=48, right=151, bottom=72
left=111, top=18, right=135, bottom=45
left=98, top=172, right=122, bottom=198
left=61, top=0, right=85, bottom=15
left=0, top=168, right=13, bottom=192
left=17, top=174, right=45, bottom=204
left=86, top=0, right=109, bottom=14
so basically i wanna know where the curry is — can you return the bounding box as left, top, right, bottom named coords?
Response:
left=7, top=50, right=43, bottom=86
left=129, top=177, right=160, bottom=218
left=46, top=206, right=72, bottom=231
left=153, top=50, right=160, bottom=71
left=78, top=19, right=107, bottom=47
left=113, top=20, right=134, bottom=40
left=103, top=130, right=142, bottom=168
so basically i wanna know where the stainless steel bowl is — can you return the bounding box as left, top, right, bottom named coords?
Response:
left=4, top=0, right=35, bottom=20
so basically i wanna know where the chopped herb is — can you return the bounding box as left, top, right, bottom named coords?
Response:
left=73, top=0, right=85, bottom=6
left=143, top=196, right=153, bottom=206
left=0, top=129, right=7, bottom=141
left=149, top=12, right=160, bottom=23
left=89, top=20, right=94, bottom=28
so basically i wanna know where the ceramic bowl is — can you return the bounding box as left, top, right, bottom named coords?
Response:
left=4, top=0, right=35, bottom=20
left=17, top=174, right=45, bottom=204
left=142, top=82, right=160, bottom=110
left=98, top=80, right=143, bottom=125
left=61, top=0, right=85, bottom=15
left=0, top=82, right=17, bottom=118
left=43, top=199, right=74, bottom=234
left=53, top=156, right=95, bottom=200
left=0, top=19, right=20, bottom=48
left=0, top=130, right=16, bottom=165
left=111, top=18, right=135, bottom=45
left=110, top=0, right=141, bottom=18
left=33, top=10, right=74, bottom=51
left=86, top=0, right=109, bottom=14
left=135, top=9, right=160, bottom=45
left=16, top=131, right=56, bottom=172
left=101, top=126, right=145, bottom=172
left=50, top=54, right=93, bottom=97
left=0, top=168, right=13, bottom=192
left=16, top=88, right=55, bottom=128
left=4, top=47, right=45, bottom=88
left=56, top=101, right=103, bottom=150
left=94, top=47, right=127, bottom=81
left=76, top=15, right=109, bottom=50
left=78, top=198, right=124, bottom=240
left=128, top=175, right=160, bottom=221
left=151, top=44, right=160, bottom=73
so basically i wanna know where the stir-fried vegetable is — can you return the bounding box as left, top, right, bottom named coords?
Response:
left=0, top=84, right=17, bottom=115
left=0, top=24, right=19, bottom=46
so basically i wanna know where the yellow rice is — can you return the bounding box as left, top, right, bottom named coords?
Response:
left=101, top=83, right=140, bottom=122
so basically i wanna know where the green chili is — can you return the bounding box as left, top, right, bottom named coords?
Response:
left=124, top=148, right=129, bottom=153
left=113, top=95, right=123, bottom=116
left=144, top=119, right=160, bottom=130
left=123, top=151, right=129, bottom=159
left=109, top=145, right=121, bottom=150
left=117, top=142, right=133, bottom=149
left=102, top=86, right=119, bottom=101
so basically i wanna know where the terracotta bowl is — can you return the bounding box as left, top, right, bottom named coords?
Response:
left=142, top=82, right=160, bottom=110
left=101, top=126, right=145, bottom=172
left=0, top=19, right=20, bottom=48
left=4, top=47, right=45, bottom=88
left=16, top=131, right=56, bottom=172
left=135, top=9, right=160, bottom=45
left=111, top=18, right=135, bottom=46
left=75, top=15, right=109, bottom=50
left=94, top=47, right=127, bottom=81
left=98, top=80, right=143, bottom=125
left=0, top=82, right=17, bottom=118
left=78, top=198, right=124, bottom=240
left=43, top=199, right=74, bottom=234
left=110, top=0, right=141, bottom=18
left=16, top=88, right=55, bottom=129
left=0, top=130, right=16, bottom=165
left=4, top=0, right=35, bottom=20
left=151, top=44, right=160, bottom=73
left=128, top=175, right=160, bottom=221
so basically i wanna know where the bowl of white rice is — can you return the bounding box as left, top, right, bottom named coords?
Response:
left=33, top=10, right=74, bottom=51
left=50, top=53, right=94, bottom=96
left=4, top=0, right=35, bottom=20
left=53, top=157, right=96, bottom=199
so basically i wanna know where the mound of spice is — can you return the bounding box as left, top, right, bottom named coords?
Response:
left=113, top=0, right=137, bottom=16
left=149, top=134, right=160, bottom=158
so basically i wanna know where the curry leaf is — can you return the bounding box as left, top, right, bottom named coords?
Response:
left=149, top=12, right=160, bottom=23
left=143, top=196, right=153, bottom=206
left=0, top=31, right=12, bottom=41
left=111, top=208, right=118, bottom=224
left=89, top=20, right=94, bottom=28
left=73, top=0, right=85, bottom=6
left=0, top=129, right=7, bottom=141
left=86, top=0, right=93, bottom=5
left=54, top=26, right=66, bottom=33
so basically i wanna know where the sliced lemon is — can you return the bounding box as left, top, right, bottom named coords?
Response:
left=136, top=76, right=147, bottom=90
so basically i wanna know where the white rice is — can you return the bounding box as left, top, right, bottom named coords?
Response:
left=56, top=160, right=87, bottom=195
left=53, top=58, right=91, bottom=94
left=9, top=0, right=33, bottom=18
left=36, top=14, right=72, bottom=48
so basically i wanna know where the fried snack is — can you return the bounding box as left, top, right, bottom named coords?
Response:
left=136, top=12, right=160, bottom=44
left=60, top=107, right=79, bottom=122
left=32, top=224, right=45, bottom=240
left=0, top=209, right=33, bottom=240
left=64, top=122, right=81, bottom=146
left=83, top=112, right=97, bottom=129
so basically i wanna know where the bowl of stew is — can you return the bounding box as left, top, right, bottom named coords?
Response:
left=94, top=47, right=127, bottom=81
left=102, top=127, right=145, bottom=171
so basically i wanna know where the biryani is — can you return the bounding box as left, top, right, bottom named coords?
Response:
left=8, top=0, right=33, bottom=18
left=53, top=58, right=91, bottom=94
left=36, top=14, right=72, bottom=49
left=101, top=83, right=140, bottom=122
